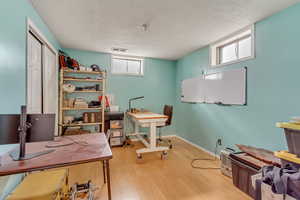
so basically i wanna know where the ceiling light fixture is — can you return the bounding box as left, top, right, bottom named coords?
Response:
left=141, top=23, right=149, bottom=32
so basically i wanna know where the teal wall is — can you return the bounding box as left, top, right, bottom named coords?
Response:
left=174, top=3, right=300, bottom=154
left=63, top=48, right=177, bottom=134
left=0, top=0, right=60, bottom=199
left=1, top=0, right=300, bottom=198
left=0, top=0, right=60, bottom=114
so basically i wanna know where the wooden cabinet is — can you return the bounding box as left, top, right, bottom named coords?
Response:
left=105, top=112, right=125, bottom=147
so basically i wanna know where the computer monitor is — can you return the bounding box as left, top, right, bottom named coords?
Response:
left=0, top=106, right=56, bottom=161
left=0, top=114, right=55, bottom=145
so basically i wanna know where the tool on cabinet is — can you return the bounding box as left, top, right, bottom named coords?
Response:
left=99, top=95, right=110, bottom=108
left=83, top=112, right=102, bottom=123
left=59, top=54, right=68, bottom=69
left=90, top=64, right=104, bottom=72
left=74, top=98, right=89, bottom=109
left=66, top=57, right=80, bottom=70
left=64, top=116, right=75, bottom=124
left=63, top=84, right=76, bottom=93
left=76, top=84, right=100, bottom=91
left=88, top=101, right=101, bottom=108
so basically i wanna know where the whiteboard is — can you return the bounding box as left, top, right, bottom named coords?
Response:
left=181, top=68, right=247, bottom=105
left=214, top=68, right=247, bottom=105
left=204, top=79, right=222, bottom=104
left=181, top=76, right=205, bottom=103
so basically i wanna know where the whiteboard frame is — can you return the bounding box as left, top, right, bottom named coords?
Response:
left=181, top=67, right=247, bottom=106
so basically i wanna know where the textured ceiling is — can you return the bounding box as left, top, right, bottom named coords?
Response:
left=30, top=0, right=299, bottom=60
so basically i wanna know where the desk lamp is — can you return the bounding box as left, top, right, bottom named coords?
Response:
left=128, top=96, right=144, bottom=112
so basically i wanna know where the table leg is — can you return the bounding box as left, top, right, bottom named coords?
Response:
left=105, top=160, right=112, bottom=200
left=102, top=161, right=106, bottom=184
left=134, top=122, right=139, bottom=134
left=150, top=122, right=157, bottom=149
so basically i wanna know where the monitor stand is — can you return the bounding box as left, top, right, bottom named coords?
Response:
left=9, top=148, right=55, bottom=161
left=9, top=105, right=55, bottom=161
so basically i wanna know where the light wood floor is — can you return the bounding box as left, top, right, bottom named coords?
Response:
left=67, top=137, right=251, bottom=200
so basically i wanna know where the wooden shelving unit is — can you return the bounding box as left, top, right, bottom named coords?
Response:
left=63, top=69, right=105, bottom=75
left=63, top=78, right=103, bottom=82
left=64, top=90, right=103, bottom=93
left=59, top=68, right=106, bottom=135
left=61, top=107, right=102, bottom=111
left=60, top=122, right=103, bottom=127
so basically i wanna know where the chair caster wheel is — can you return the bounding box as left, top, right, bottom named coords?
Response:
left=161, top=151, right=168, bottom=160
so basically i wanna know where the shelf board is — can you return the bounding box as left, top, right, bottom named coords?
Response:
left=63, top=70, right=104, bottom=75
left=64, top=90, right=103, bottom=93
left=60, top=122, right=103, bottom=127
left=62, top=107, right=102, bottom=111
left=63, top=78, right=103, bottom=82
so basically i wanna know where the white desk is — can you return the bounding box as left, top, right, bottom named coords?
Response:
left=126, top=112, right=169, bottom=159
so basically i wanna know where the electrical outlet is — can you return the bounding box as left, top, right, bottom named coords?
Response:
left=217, top=138, right=222, bottom=146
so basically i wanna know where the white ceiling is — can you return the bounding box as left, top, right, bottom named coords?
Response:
left=30, top=0, right=299, bottom=60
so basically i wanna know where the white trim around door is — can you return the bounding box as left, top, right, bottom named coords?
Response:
left=26, top=18, right=59, bottom=136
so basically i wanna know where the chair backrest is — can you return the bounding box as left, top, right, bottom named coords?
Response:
left=163, top=105, right=173, bottom=126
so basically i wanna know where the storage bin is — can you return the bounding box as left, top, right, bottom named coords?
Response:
left=110, top=137, right=123, bottom=146
left=109, top=129, right=123, bottom=138
left=252, top=174, right=296, bottom=200
left=108, top=129, right=124, bottom=147
left=275, top=151, right=300, bottom=169
left=230, top=153, right=262, bottom=198
left=261, top=182, right=295, bottom=200
left=276, top=123, right=300, bottom=157
left=110, top=120, right=123, bottom=129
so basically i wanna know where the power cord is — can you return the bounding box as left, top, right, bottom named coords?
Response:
left=191, top=140, right=221, bottom=170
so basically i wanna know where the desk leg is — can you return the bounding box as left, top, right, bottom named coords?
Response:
left=150, top=122, right=157, bottom=149
left=102, top=160, right=106, bottom=184
left=105, top=160, right=112, bottom=200
left=134, top=122, right=139, bottom=134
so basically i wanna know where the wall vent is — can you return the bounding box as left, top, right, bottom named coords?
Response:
left=112, top=47, right=128, bottom=52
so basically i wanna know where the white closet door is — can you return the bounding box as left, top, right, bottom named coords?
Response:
left=27, top=33, right=42, bottom=114
left=43, top=46, right=58, bottom=135
left=43, top=46, right=57, bottom=114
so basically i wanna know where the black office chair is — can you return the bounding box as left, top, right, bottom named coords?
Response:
left=157, top=105, right=173, bottom=149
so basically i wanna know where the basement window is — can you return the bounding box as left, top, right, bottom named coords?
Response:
left=210, top=25, right=255, bottom=67
left=111, top=56, right=144, bottom=76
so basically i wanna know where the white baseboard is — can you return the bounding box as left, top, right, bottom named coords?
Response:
left=128, top=134, right=177, bottom=142
left=173, top=135, right=219, bottom=159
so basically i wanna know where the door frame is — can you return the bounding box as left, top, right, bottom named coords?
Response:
left=26, top=18, right=59, bottom=135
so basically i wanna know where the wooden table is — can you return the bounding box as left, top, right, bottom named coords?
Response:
left=0, top=133, right=113, bottom=200
left=126, top=112, right=169, bottom=159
